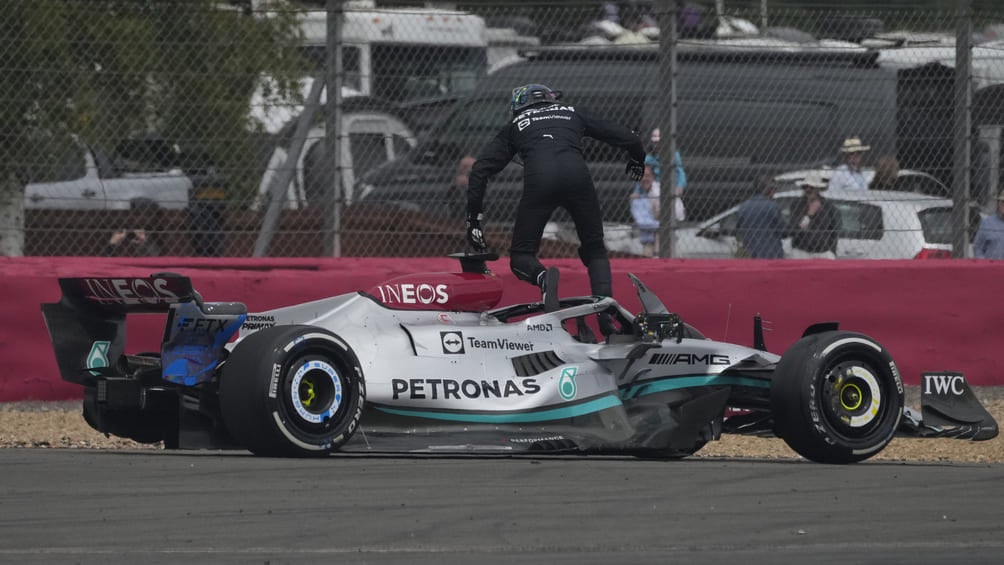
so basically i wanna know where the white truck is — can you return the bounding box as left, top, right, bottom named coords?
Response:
left=251, top=1, right=487, bottom=208
left=250, top=0, right=487, bottom=134
left=256, top=107, right=416, bottom=209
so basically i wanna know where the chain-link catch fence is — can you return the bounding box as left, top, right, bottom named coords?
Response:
left=4, top=0, right=1004, bottom=259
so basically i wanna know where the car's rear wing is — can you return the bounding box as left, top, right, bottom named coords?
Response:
left=41, top=274, right=246, bottom=386
left=51, top=274, right=200, bottom=312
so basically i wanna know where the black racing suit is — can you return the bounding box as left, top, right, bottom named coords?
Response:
left=467, top=102, right=645, bottom=297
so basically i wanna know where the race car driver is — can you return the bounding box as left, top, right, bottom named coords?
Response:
left=465, top=83, right=646, bottom=318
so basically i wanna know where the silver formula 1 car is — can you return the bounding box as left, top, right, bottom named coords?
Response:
left=41, top=253, right=998, bottom=463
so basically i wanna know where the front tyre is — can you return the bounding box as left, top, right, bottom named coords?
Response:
left=219, top=325, right=365, bottom=457
left=771, top=331, right=904, bottom=464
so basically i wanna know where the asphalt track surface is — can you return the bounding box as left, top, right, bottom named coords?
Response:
left=1, top=451, right=1002, bottom=565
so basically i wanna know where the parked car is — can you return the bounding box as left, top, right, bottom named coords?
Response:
left=668, top=188, right=982, bottom=259
left=23, top=138, right=192, bottom=210
left=774, top=167, right=951, bottom=198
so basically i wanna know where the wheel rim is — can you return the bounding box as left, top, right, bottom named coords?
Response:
left=289, top=358, right=344, bottom=426
left=821, top=361, right=885, bottom=436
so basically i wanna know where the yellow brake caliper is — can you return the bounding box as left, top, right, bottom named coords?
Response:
left=301, top=378, right=317, bottom=408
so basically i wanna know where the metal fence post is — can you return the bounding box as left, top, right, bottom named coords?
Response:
left=0, top=172, right=24, bottom=257
left=253, top=74, right=325, bottom=258
left=324, top=0, right=345, bottom=257
left=953, top=0, right=973, bottom=258
left=657, top=0, right=679, bottom=258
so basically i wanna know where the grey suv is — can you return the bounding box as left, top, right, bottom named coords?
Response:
left=356, top=46, right=906, bottom=223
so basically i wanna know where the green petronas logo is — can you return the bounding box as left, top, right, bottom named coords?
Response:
left=87, top=341, right=111, bottom=375
left=558, top=367, right=578, bottom=401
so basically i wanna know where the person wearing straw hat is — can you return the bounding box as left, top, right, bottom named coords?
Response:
left=828, top=137, right=871, bottom=191
left=790, top=171, right=840, bottom=259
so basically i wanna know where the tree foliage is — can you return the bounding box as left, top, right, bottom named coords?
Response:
left=1, top=0, right=309, bottom=197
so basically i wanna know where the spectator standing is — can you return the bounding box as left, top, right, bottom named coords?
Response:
left=644, top=128, right=687, bottom=191
left=828, top=137, right=871, bottom=191
left=736, top=175, right=784, bottom=259
left=640, top=127, right=687, bottom=222
left=630, top=165, right=660, bottom=257
left=188, top=165, right=227, bottom=257
left=973, top=192, right=1004, bottom=259
left=869, top=155, right=901, bottom=191
left=790, top=172, right=840, bottom=259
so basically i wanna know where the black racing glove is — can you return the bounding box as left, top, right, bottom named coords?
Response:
left=466, top=212, right=487, bottom=252
left=626, top=159, right=644, bottom=181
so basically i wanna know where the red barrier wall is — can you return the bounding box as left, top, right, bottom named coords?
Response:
left=3, top=256, right=1000, bottom=401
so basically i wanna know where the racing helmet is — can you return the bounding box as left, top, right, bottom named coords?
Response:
left=511, top=84, right=560, bottom=114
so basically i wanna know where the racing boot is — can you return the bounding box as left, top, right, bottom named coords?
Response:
left=537, top=267, right=560, bottom=312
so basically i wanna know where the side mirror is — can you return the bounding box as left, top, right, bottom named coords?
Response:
left=552, top=90, right=563, bottom=101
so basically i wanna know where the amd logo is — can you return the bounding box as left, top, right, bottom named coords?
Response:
left=923, top=373, right=966, bottom=396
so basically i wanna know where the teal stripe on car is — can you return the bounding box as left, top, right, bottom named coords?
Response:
left=622, top=375, right=770, bottom=400
left=374, top=394, right=623, bottom=423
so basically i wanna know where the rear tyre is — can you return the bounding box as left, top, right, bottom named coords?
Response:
left=219, top=325, right=365, bottom=457
left=771, top=331, right=904, bottom=464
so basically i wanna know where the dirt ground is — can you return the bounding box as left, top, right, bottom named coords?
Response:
left=2, top=388, right=1002, bottom=462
